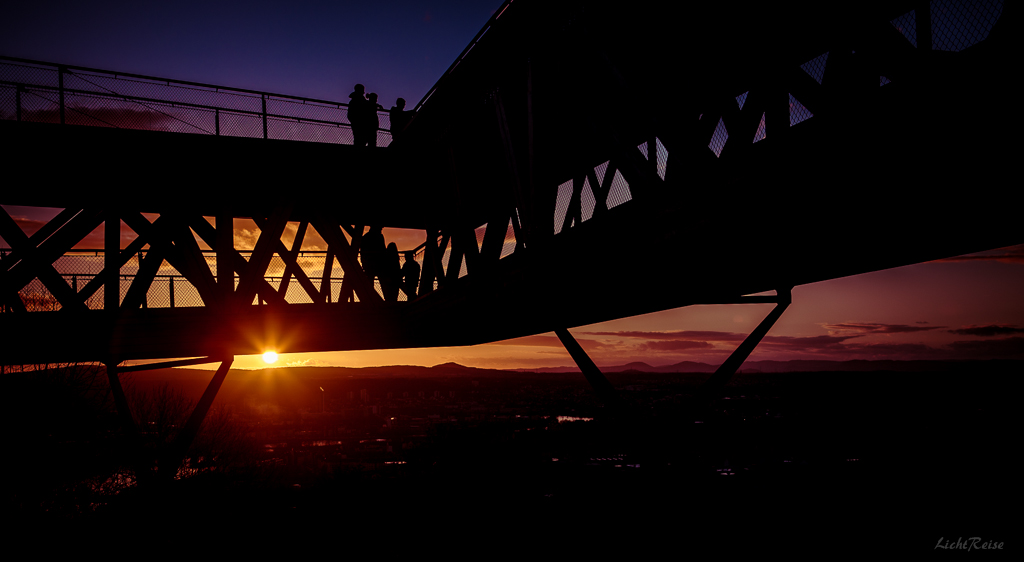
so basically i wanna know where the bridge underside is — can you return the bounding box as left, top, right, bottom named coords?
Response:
left=1, top=0, right=1019, bottom=366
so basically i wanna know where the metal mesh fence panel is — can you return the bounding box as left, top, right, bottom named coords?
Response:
left=269, top=117, right=347, bottom=144
left=709, top=118, right=728, bottom=158
left=735, top=91, right=749, bottom=110
left=0, top=84, right=15, bottom=121
left=500, top=219, right=516, bottom=259
left=553, top=179, right=572, bottom=234
left=581, top=176, right=596, bottom=222
left=280, top=278, right=316, bottom=304
left=594, top=160, right=610, bottom=188
left=753, top=112, right=767, bottom=142
left=800, top=52, right=829, bottom=85
left=144, top=276, right=205, bottom=308
left=931, top=0, right=1003, bottom=52
left=1, top=57, right=393, bottom=146
left=891, top=10, right=919, bottom=47
left=219, top=110, right=263, bottom=139
left=17, top=279, right=62, bottom=311
left=267, top=96, right=346, bottom=123
left=14, top=87, right=61, bottom=124
left=655, top=138, right=668, bottom=180
left=440, top=241, right=452, bottom=276
left=62, top=70, right=261, bottom=113
left=789, top=94, right=813, bottom=126
left=1, top=249, right=370, bottom=310
left=606, top=169, right=632, bottom=209
left=474, top=224, right=488, bottom=254
left=375, top=129, right=394, bottom=148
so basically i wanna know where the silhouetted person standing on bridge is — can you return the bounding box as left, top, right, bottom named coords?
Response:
left=366, top=93, right=384, bottom=147
left=382, top=242, right=401, bottom=301
left=389, top=98, right=413, bottom=142
left=401, top=250, right=420, bottom=300
left=361, top=226, right=385, bottom=289
left=348, top=84, right=368, bottom=146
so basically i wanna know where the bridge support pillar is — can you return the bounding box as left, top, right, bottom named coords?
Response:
left=697, top=287, right=792, bottom=403
left=104, top=361, right=136, bottom=435
left=160, top=356, right=234, bottom=480
left=555, top=328, right=622, bottom=409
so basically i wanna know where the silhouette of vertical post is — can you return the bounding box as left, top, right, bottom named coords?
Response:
left=216, top=211, right=232, bottom=303
left=58, top=66, right=65, bottom=125
left=261, top=95, right=268, bottom=139
left=103, top=211, right=135, bottom=433
left=105, top=362, right=136, bottom=434
left=104, top=210, right=119, bottom=315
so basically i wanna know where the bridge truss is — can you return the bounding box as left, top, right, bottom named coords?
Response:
left=0, top=0, right=1018, bottom=477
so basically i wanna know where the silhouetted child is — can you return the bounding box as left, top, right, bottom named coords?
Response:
left=366, top=93, right=383, bottom=147
left=401, top=250, right=420, bottom=300
left=381, top=242, right=401, bottom=301
left=389, top=98, right=413, bottom=141
left=361, top=226, right=385, bottom=290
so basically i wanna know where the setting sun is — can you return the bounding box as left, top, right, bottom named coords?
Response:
left=262, top=351, right=279, bottom=364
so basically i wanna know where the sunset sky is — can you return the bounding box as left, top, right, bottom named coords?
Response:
left=3, top=1, right=1022, bottom=370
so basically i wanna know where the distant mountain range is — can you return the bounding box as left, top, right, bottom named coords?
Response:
left=516, top=359, right=1023, bottom=374
left=76, top=359, right=1020, bottom=404
left=122, top=359, right=1023, bottom=382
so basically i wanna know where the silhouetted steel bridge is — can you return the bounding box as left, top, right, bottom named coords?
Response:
left=0, top=1, right=1018, bottom=470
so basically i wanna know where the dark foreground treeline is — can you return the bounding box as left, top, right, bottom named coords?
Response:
left=5, top=361, right=1019, bottom=549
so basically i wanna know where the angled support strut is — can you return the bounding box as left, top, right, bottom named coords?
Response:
left=161, top=356, right=234, bottom=480
left=555, top=328, right=622, bottom=409
left=698, top=287, right=792, bottom=402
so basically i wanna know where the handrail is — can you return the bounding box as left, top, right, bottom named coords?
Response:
left=0, top=55, right=354, bottom=109
left=413, top=0, right=514, bottom=113
left=0, top=55, right=395, bottom=145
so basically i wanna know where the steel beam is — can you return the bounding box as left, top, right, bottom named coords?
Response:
left=698, top=287, right=792, bottom=402
left=161, top=356, right=233, bottom=479
left=555, top=328, right=622, bottom=409
left=105, top=362, right=136, bottom=434
left=118, top=356, right=221, bottom=373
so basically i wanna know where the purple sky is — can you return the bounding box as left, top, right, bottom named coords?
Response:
left=1, top=1, right=501, bottom=106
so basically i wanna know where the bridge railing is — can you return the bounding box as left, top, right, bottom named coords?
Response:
left=0, top=56, right=393, bottom=146
left=1, top=248, right=431, bottom=312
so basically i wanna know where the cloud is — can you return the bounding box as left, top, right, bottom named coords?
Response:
left=944, top=337, right=1024, bottom=359
left=381, top=228, right=426, bottom=252
left=19, top=106, right=178, bottom=130
left=286, top=358, right=328, bottom=367
left=1, top=210, right=127, bottom=250
left=581, top=330, right=745, bottom=342
left=948, top=325, right=1024, bottom=337
left=933, top=244, right=1024, bottom=265
left=761, top=334, right=861, bottom=352
left=7, top=216, right=49, bottom=240
left=639, top=340, right=715, bottom=351
left=823, top=322, right=945, bottom=335
left=480, top=323, right=1024, bottom=367
left=492, top=335, right=563, bottom=348
left=842, top=342, right=940, bottom=359
left=491, top=334, right=608, bottom=352
left=232, top=219, right=262, bottom=251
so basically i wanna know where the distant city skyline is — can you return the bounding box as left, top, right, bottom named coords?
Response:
left=2, top=1, right=1021, bottom=370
